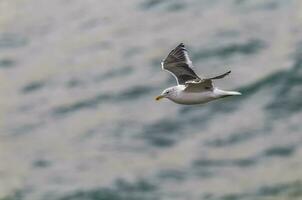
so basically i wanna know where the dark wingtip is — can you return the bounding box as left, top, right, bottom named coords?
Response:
left=209, top=70, right=232, bottom=80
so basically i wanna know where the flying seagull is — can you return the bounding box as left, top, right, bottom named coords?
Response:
left=155, top=43, right=241, bottom=105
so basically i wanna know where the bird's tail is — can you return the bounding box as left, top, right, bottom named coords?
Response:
left=214, top=88, right=242, bottom=98
left=224, top=91, right=242, bottom=96
left=209, top=70, right=231, bottom=80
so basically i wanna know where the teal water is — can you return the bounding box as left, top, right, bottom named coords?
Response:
left=1, top=0, right=302, bottom=199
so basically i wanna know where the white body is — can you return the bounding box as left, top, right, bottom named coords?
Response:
left=163, top=85, right=241, bottom=105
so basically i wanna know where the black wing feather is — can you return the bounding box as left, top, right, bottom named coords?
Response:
left=162, top=43, right=200, bottom=85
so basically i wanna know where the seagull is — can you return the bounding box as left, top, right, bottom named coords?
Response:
left=155, top=43, right=241, bottom=105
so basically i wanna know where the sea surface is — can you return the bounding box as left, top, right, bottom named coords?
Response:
left=1, top=0, right=302, bottom=199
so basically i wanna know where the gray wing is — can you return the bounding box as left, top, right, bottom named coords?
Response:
left=161, top=43, right=201, bottom=85
left=184, top=71, right=231, bottom=93
left=184, top=79, right=213, bottom=93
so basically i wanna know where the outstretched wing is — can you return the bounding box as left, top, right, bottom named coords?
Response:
left=162, top=43, right=201, bottom=85
left=184, top=79, right=213, bottom=93
left=184, top=71, right=232, bottom=93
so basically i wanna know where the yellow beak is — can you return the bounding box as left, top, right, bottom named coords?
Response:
left=155, top=95, right=165, bottom=101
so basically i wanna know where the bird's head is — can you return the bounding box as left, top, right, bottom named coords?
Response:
left=155, top=87, right=176, bottom=101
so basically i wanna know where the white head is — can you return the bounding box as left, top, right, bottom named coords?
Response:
left=155, top=87, right=177, bottom=101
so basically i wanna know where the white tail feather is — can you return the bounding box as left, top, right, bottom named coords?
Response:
left=225, top=91, right=242, bottom=96
left=214, top=88, right=242, bottom=98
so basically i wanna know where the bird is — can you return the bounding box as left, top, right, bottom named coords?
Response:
left=155, top=43, right=241, bottom=105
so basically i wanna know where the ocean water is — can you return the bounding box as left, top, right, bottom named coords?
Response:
left=1, top=0, right=302, bottom=199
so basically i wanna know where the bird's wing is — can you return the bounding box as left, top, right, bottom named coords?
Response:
left=208, top=70, right=231, bottom=80
left=183, top=71, right=231, bottom=93
left=183, top=79, right=213, bottom=93
left=162, top=43, right=201, bottom=85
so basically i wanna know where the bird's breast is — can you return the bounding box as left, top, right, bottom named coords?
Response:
left=170, top=91, right=216, bottom=105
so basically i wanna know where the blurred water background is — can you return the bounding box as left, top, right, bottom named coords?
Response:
left=1, top=0, right=302, bottom=199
